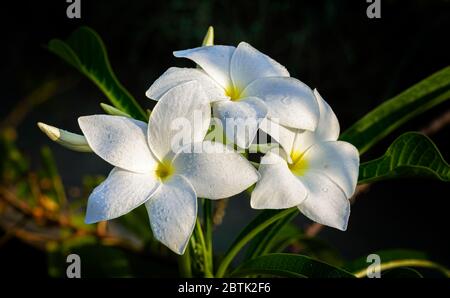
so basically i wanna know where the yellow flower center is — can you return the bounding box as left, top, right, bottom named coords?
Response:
left=288, top=150, right=309, bottom=176
left=225, top=86, right=242, bottom=101
left=155, top=160, right=175, bottom=181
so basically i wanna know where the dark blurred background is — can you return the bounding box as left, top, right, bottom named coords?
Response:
left=1, top=0, right=449, bottom=276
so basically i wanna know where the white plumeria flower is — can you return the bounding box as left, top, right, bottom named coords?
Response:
left=78, top=81, right=259, bottom=254
left=146, top=42, right=319, bottom=149
left=251, top=90, right=359, bottom=231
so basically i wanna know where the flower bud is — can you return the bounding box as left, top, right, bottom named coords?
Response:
left=37, top=122, right=92, bottom=152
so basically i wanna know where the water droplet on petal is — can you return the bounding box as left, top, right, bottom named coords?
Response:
left=281, top=97, right=291, bottom=105
left=321, top=187, right=328, bottom=192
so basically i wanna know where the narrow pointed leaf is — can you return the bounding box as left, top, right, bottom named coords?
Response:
left=215, top=208, right=298, bottom=277
left=341, top=66, right=450, bottom=154
left=245, top=210, right=298, bottom=260
left=230, top=253, right=355, bottom=278
left=269, top=229, right=344, bottom=267
left=344, top=249, right=450, bottom=278
left=48, top=26, right=146, bottom=120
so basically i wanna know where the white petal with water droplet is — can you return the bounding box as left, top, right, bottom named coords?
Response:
left=302, top=141, right=359, bottom=198
left=78, top=115, right=157, bottom=173
left=145, top=67, right=228, bottom=102
left=145, top=175, right=197, bottom=255
left=85, top=167, right=160, bottom=224
left=173, top=141, right=259, bottom=199
left=230, top=42, right=289, bottom=91
left=289, top=90, right=341, bottom=153
left=242, top=77, right=319, bottom=131
left=313, top=89, right=340, bottom=142
left=148, top=81, right=211, bottom=161
left=298, top=171, right=350, bottom=231
left=251, top=150, right=307, bottom=209
left=174, top=45, right=235, bottom=89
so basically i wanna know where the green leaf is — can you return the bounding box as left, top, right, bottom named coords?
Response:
left=358, top=132, right=450, bottom=184
left=48, top=26, right=146, bottom=120
left=270, top=230, right=344, bottom=267
left=264, top=223, right=303, bottom=253
left=230, top=253, right=355, bottom=278
left=344, top=249, right=450, bottom=278
left=245, top=210, right=298, bottom=260
left=215, top=208, right=298, bottom=277
left=341, top=66, right=450, bottom=154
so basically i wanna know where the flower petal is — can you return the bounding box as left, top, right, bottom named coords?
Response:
left=145, top=67, right=228, bottom=102
left=298, top=172, right=350, bottom=231
left=78, top=115, right=157, bottom=173
left=145, top=175, right=197, bottom=255
left=259, top=118, right=297, bottom=157
left=85, top=167, right=160, bottom=224
left=290, top=130, right=317, bottom=156
left=313, top=89, right=340, bottom=141
left=173, top=141, right=259, bottom=199
left=289, top=90, right=341, bottom=153
left=148, top=81, right=211, bottom=161
left=303, top=141, right=359, bottom=198
left=174, top=45, right=235, bottom=89
left=213, top=97, right=268, bottom=148
left=230, top=42, right=289, bottom=91
left=242, top=77, right=319, bottom=131
left=251, top=150, right=307, bottom=209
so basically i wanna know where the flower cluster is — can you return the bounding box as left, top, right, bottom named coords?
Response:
left=39, top=35, right=359, bottom=254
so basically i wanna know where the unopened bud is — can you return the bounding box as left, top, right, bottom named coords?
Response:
left=37, top=122, right=92, bottom=152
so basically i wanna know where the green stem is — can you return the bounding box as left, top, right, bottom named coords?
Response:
left=178, top=240, right=192, bottom=278
left=215, top=208, right=296, bottom=278
left=194, top=218, right=214, bottom=277
left=204, top=199, right=213, bottom=272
